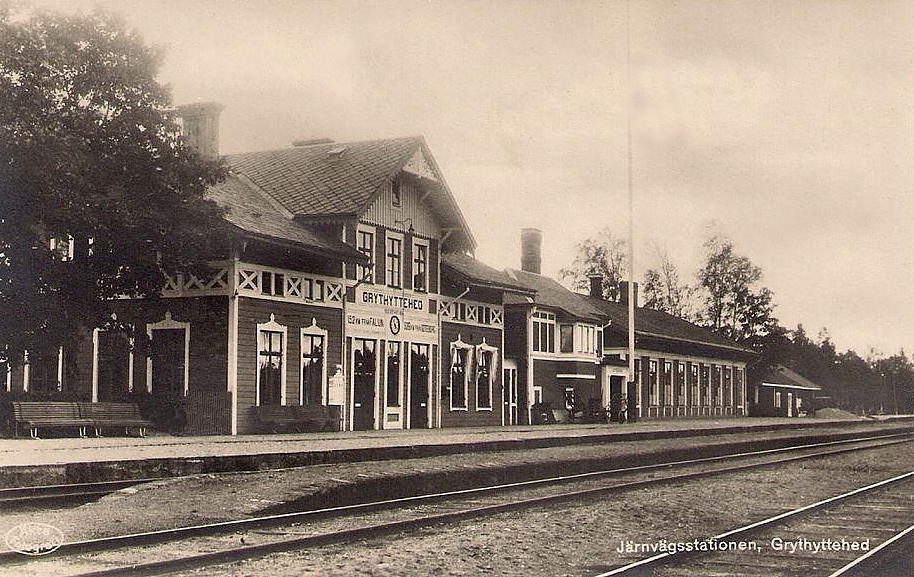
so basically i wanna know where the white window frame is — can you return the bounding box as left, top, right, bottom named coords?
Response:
left=49, top=235, right=75, bottom=261
left=300, top=318, right=328, bottom=406
left=532, top=311, right=556, bottom=353
left=449, top=337, right=473, bottom=411
left=475, top=340, right=498, bottom=411
left=774, top=391, right=782, bottom=408
left=256, top=313, right=287, bottom=406
left=356, top=224, right=375, bottom=283
left=385, top=230, right=404, bottom=289
left=532, top=385, right=544, bottom=405
left=677, top=361, right=686, bottom=404
left=146, top=312, right=190, bottom=395
left=92, top=327, right=135, bottom=402
left=412, top=238, right=429, bottom=293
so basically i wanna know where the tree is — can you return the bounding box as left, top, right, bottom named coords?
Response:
left=695, top=234, right=777, bottom=344
left=0, top=5, right=228, bottom=363
left=559, top=228, right=627, bottom=301
left=641, top=246, right=692, bottom=318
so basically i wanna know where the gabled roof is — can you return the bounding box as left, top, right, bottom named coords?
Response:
left=585, top=296, right=756, bottom=355
left=762, top=365, right=822, bottom=391
left=206, top=174, right=367, bottom=262
left=225, top=136, right=475, bottom=250
left=441, top=253, right=534, bottom=294
left=504, top=269, right=606, bottom=322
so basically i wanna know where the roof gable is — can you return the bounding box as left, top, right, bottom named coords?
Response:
left=225, top=136, right=475, bottom=250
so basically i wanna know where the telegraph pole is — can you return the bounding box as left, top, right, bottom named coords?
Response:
left=626, top=0, right=638, bottom=421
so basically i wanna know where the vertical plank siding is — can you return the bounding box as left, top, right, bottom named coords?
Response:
left=439, top=322, right=504, bottom=428
left=235, top=297, right=343, bottom=434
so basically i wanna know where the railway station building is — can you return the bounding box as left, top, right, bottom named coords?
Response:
left=750, top=364, right=821, bottom=417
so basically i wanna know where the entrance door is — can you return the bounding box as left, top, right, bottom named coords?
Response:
left=150, top=328, right=186, bottom=431
left=609, top=375, right=624, bottom=422
left=352, top=339, right=376, bottom=430
left=409, top=343, right=430, bottom=429
left=502, top=360, right=518, bottom=425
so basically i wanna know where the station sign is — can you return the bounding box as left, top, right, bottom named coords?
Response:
left=346, top=287, right=438, bottom=343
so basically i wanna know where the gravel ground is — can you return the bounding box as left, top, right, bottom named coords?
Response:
left=6, top=440, right=913, bottom=577
left=171, top=443, right=913, bottom=577
left=2, top=423, right=908, bottom=544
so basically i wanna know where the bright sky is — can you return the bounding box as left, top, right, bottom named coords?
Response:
left=33, top=0, right=914, bottom=357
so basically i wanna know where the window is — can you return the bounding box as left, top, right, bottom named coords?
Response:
left=452, top=302, right=467, bottom=321
left=391, top=179, right=402, bottom=207
left=663, top=361, right=673, bottom=404
left=1, top=354, right=9, bottom=392
left=712, top=365, right=722, bottom=406
left=690, top=364, right=699, bottom=404
left=701, top=364, right=710, bottom=404
left=735, top=368, right=744, bottom=406
left=146, top=312, right=190, bottom=396
left=450, top=343, right=471, bottom=410
left=386, top=235, right=402, bottom=288
left=724, top=367, right=733, bottom=406
left=677, top=362, right=686, bottom=403
left=532, top=311, right=555, bottom=353
left=476, top=347, right=493, bottom=410
left=596, top=328, right=603, bottom=353
left=412, top=241, right=428, bottom=292
left=258, top=330, right=284, bottom=405
left=300, top=332, right=325, bottom=405
left=634, top=358, right=641, bottom=385
left=386, top=342, right=401, bottom=407
left=649, top=360, right=658, bottom=405
left=28, top=348, right=62, bottom=393
left=774, top=391, right=782, bottom=408
left=49, top=235, right=74, bottom=261
left=560, top=325, right=574, bottom=353
left=533, top=386, right=543, bottom=405
left=357, top=228, right=374, bottom=282
left=261, top=271, right=285, bottom=296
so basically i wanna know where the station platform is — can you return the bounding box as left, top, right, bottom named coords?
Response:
left=1, top=416, right=911, bottom=488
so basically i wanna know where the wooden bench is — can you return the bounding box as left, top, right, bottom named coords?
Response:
left=251, top=404, right=341, bottom=434
left=78, top=402, right=153, bottom=437
left=11, top=402, right=94, bottom=438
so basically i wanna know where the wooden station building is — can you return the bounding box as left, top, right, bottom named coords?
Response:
left=3, top=104, right=524, bottom=435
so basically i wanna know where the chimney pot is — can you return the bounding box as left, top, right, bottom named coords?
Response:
left=588, top=275, right=603, bottom=298
left=175, top=101, right=224, bottom=159
left=520, top=228, right=542, bottom=275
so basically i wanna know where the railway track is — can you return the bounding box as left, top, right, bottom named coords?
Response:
left=594, top=469, right=914, bottom=577
left=3, top=432, right=911, bottom=577
left=0, top=479, right=155, bottom=508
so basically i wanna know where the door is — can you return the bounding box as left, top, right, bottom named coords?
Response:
left=502, top=360, right=518, bottom=425
left=609, top=375, right=624, bottom=422
left=352, top=338, right=376, bottom=430
left=150, top=328, right=186, bottom=431
left=409, top=343, right=430, bottom=429
left=97, top=331, right=130, bottom=402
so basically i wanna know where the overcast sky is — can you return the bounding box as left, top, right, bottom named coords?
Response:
left=36, top=0, right=914, bottom=357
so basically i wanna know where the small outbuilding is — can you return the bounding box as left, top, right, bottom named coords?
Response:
left=751, top=365, right=822, bottom=417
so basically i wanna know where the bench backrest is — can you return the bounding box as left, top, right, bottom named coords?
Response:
left=251, top=405, right=298, bottom=420
left=79, top=403, right=143, bottom=419
left=12, top=402, right=82, bottom=420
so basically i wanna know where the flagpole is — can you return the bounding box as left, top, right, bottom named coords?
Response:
left=626, top=0, right=638, bottom=421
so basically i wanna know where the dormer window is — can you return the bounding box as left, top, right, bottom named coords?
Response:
left=391, top=180, right=402, bottom=207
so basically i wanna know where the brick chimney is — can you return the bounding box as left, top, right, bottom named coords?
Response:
left=588, top=275, right=603, bottom=298
left=619, top=280, right=639, bottom=307
left=176, top=102, right=225, bottom=159
left=520, top=228, right=542, bottom=274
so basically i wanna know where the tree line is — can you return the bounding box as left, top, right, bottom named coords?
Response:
left=561, top=228, right=913, bottom=415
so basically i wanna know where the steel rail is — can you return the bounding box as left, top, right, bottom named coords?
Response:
left=7, top=433, right=910, bottom=577
left=826, top=522, right=914, bottom=577
left=595, top=469, right=914, bottom=576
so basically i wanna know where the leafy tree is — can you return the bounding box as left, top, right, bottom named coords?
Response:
left=641, top=246, right=692, bottom=318
left=695, top=234, right=777, bottom=343
left=560, top=228, right=627, bottom=301
left=0, top=5, right=228, bottom=364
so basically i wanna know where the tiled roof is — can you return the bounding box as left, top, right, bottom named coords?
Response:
left=226, top=137, right=421, bottom=216
left=441, top=253, right=534, bottom=294
left=206, top=174, right=367, bottom=262
left=504, top=269, right=606, bottom=322
left=762, top=365, right=822, bottom=390
left=585, top=296, right=756, bottom=354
